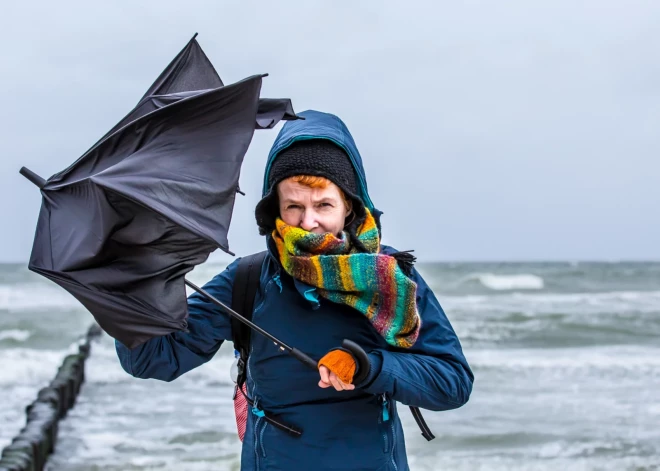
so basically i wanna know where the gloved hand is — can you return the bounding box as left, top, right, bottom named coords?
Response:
left=317, top=340, right=370, bottom=391
left=318, top=347, right=357, bottom=389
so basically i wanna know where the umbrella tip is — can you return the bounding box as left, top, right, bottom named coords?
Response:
left=19, top=167, right=46, bottom=189
left=192, top=32, right=199, bottom=40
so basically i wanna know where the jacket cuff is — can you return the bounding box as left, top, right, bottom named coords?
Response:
left=355, top=350, right=384, bottom=390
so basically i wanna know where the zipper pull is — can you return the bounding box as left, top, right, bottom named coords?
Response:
left=381, top=393, right=390, bottom=422
left=273, top=274, right=282, bottom=293
left=230, top=350, right=240, bottom=383
left=251, top=406, right=265, bottom=418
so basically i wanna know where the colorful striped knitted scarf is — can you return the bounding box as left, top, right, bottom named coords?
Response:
left=272, top=209, right=420, bottom=348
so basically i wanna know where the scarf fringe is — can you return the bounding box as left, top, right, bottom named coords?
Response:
left=391, top=250, right=416, bottom=277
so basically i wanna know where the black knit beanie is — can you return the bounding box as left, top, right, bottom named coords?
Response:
left=255, top=139, right=367, bottom=240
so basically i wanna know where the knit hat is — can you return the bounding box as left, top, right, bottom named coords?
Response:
left=255, top=139, right=367, bottom=239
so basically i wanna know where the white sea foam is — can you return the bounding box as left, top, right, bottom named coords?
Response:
left=0, top=346, right=75, bottom=450
left=460, top=273, right=545, bottom=290
left=0, top=329, right=31, bottom=342
left=0, top=347, right=75, bottom=385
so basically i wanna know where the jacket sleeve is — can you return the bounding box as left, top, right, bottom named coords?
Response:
left=114, top=259, right=239, bottom=381
left=358, top=266, right=474, bottom=411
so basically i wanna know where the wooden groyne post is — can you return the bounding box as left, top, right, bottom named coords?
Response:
left=0, top=324, right=102, bottom=471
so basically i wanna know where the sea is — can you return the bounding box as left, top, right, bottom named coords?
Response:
left=1, top=261, right=658, bottom=470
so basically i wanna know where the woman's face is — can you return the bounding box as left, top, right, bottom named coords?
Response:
left=277, top=179, right=351, bottom=236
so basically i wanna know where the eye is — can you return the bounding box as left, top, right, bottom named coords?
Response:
left=319, top=202, right=333, bottom=207
left=286, top=204, right=301, bottom=210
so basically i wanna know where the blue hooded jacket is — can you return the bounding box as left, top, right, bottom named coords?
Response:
left=116, top=110, right=473, bottom=471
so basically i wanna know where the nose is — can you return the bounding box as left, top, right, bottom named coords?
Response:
left=299, top=209, right=319, bottom=232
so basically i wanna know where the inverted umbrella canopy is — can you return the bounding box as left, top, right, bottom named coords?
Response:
left=22, top=34, right=299, bottom=348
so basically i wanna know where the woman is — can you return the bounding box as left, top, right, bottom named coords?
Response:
left=116, top=110, right=473, bottom=471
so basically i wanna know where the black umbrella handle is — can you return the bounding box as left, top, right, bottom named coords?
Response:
left=341, top=339, right=371, bottom=385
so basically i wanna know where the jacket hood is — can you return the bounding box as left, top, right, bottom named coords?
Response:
left=262, top=110, right=380, bottom=220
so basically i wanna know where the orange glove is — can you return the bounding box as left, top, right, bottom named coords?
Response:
left=318, top=348, right=357, bottom=384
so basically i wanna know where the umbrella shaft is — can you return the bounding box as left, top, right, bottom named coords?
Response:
left=184, top=279, right=294, bottom=352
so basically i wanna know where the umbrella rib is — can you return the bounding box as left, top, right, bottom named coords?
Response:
left=51, top=75, right=263, bottom=185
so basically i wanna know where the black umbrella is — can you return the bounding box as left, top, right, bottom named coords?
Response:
left=19, top=34, right=305, bottom=351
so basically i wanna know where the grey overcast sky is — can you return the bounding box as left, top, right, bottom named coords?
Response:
left=1, top=1, right=658, bottom=263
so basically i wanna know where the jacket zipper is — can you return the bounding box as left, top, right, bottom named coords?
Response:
left=259, top=418, right=268, bottom=457
left=248, top=321, right=261, bottom=468
left=390, top=420, right=398, bottom=470
left=381, top=393, right=390, bottom=453
left=381, top=393, right=398, bottom=470
left=252, top=401, right=263, bottom=468
left=248, top=277, right=278, bottom=468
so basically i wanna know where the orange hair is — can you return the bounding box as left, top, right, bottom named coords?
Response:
left=285, top=175, right=352, bottom=209
left=289, top=175, right=331, bottom=189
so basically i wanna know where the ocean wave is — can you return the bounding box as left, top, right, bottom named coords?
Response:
left=0, top=284, right=82, bottom=311
left=444, top=290, right=660, bottom=348
left=441, top=290, right=660, bottom=315
left=186, top=262, right=229, bottom=286
left=84, top=335, right=235, bottom=385
left=459, top=273, right=545, bottom=291
left=469, top=345, right=660, bottom=371
left=0, top=329, right=31, bottom=342
left=0, top=340, right=96, bottom=449
left=0, top=347, right=76, bottom=385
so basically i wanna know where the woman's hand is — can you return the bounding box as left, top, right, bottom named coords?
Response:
left=318, top=365, right=355, bottom=391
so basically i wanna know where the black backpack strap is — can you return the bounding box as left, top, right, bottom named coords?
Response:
left=231, top=251, right=268, bottom=386
left=230, top=251, right=304, bottom=438
left=410, top=406, right=435, bottom=441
